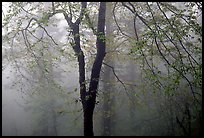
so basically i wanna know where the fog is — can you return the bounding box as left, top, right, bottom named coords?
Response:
left=2, top=2, right=202, bottom=136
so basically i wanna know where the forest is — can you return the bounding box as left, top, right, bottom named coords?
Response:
left=2, top=2, right=202, bottom=136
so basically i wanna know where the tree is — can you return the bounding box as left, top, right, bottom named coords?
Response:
left=81, top=2, right=106, bottom=136
left=2, top=2, right=202, bottom=136
left=119, top=2, right=202, bottom=136
left=2, top=2, right=106, bottom=136
left=101, top=2, right=116, bottom=136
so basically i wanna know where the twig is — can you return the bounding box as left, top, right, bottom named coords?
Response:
left=113, top=2, right=132, bottom=38
left=102, top=62, right=135, bottom=103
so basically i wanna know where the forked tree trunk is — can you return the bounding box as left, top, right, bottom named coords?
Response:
left=84, top=2, right=106, bottom=136
left=64, top=2, right=106, bottom=136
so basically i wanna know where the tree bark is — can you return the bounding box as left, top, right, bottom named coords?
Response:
left=84, top=2, right=106, bottom=136
left=102, top=2, right=114, bottom=136
left=102, top=65, right=112, bottom=136
left=64, top=2, right=106, bottom=136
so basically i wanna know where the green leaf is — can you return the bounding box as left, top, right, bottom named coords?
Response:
left=45, top=68, right=49, bottom=73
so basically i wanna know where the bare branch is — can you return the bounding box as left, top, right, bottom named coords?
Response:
left=52, top=2, right=55, bottom=13
left=84, top=11, right=97, bottom=35
left=133, top=14, right=139, bottom=41
left=156, top=3, right=199, bottom=65
left=113, top=2, right=132, bottom=38
left=23, top=17, right=58, bottom=45
left=37, top=24, right=59, bottom=45
left=160, top=2, right=202, bottom=36
left=68, top=2, right=73, bottom=21
left=75, top=2, right=87, bottom=25
left=102, top=62, right=126, bottom=90
left=122, top=2, right=201, bottom=102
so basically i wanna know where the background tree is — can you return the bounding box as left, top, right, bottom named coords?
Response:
left=2, top=2, right=202, bottom=136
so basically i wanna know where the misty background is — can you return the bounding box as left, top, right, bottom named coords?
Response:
left=2, top=2, right=202, bottom=136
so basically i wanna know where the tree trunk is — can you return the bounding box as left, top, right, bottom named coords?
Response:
left=102, top=2, right=114, bottom=136
left=64, top=2, right=106, bottom=136
left=102, top=64, right=112, bottom=136
left=83, top=104, right=94, bottom=136
left=84, top=2, right=106, bottom=136
left=128, top=60, right=136, bottom=131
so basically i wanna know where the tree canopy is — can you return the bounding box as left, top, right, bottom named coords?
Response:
left=2, top=2, right=202, bottom=136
